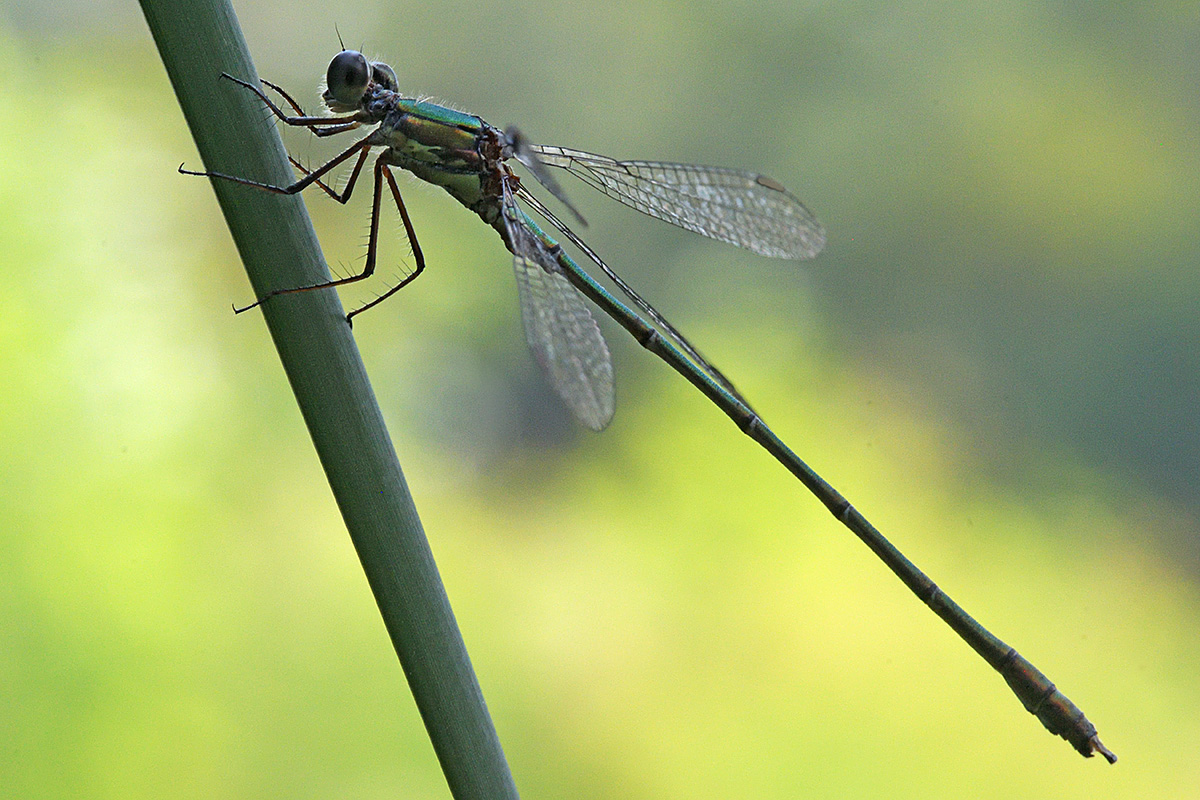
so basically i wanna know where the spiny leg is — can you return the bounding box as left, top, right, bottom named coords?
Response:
left=232, top=156, right=412, bottom=315
left=285, top=144, right=371, bottom=204
left=179, top=133, right=374, bottom=198
left=219, top=72, right=360, bottom=131
left=260, top=78, right=361, bottom=138
left=286, top=156, right=338, bottom=199
left=347, top=166, right=426, bottom=324
left=203, top=78, right=370, bottom=202
left=258, top=78, right=310, bottom=117
left=180, top=134, right=376, bottom=314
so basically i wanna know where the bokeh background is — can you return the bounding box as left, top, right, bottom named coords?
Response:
left=2, top=1, right=1197, bottom=797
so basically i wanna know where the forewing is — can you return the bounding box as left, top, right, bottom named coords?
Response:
left=502, top=191, right=615, bottom=431
left=506, top=127, right=587, bottom=226
left=530, top=144, right=825, bottom=260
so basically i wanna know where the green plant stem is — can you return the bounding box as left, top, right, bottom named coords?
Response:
left=139, top=2, right=519, bottom=797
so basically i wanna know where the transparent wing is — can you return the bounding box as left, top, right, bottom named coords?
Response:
left=517, top=185, right=756, bottom=414
left=501, top=182, right=615, bottom=431
left=505, top=127, right=587, bottom=226
left=530, top=144, right=825, bottom=260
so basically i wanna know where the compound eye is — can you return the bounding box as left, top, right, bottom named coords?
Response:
left=325, top=50, right=370, bottom=107
left=370, top=61, right=397, bottom=92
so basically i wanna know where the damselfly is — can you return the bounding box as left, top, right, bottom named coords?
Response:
left=182, top=49, right=1114, bottom=762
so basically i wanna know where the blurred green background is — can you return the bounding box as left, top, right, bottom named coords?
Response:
left=2, top=1, right=1197, bottom=797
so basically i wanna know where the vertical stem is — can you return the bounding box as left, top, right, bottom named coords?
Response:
left=139, top=2, right=521, bottom=796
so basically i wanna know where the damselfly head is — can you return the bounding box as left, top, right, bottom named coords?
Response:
left=323, top=50, right=371, bottom=111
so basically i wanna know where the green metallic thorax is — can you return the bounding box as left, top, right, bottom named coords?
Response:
left=376, top=97, right=500, bottom=218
